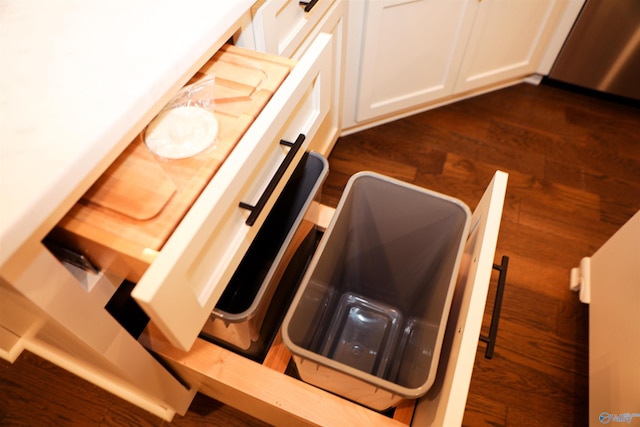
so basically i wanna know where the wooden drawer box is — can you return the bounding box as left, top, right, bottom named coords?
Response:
left=49, top=34, right=335, bottom=352
left=143, top=171, right=509, bottom=426
left=52, top=45, right=295, bottom=285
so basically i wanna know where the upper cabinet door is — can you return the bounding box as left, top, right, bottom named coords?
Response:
left=355, top=0, right=476, bottom=122
left=454, top=0, right=566, bottom=94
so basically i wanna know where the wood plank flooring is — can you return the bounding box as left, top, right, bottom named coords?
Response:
left=1, top=82, right=638, bottom=426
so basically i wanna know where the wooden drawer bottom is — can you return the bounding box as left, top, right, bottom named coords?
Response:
left=142, top=324, right=416, bottom=426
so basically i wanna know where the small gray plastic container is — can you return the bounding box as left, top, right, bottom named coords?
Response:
left=282, top=172, right=471, bottom=410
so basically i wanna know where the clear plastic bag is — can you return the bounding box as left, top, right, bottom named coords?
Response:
left=143, top=76, right=218, bottom=159
left=165, top=76, right=217, bottom=111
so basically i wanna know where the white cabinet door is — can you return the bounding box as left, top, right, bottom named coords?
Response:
left=570, top=210, right=640, bottom=426
left=355, top=0, right=476, bottom=122
left=413, top=171, right=508, bottom=426
left=454, top=0, right=566, bottom=93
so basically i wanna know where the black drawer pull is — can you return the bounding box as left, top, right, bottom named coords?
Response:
left=299, top=0, right=319, bottom=13
left=239, top=133, right=306, bottom=226
left=479, top=255, right=509, bottom=359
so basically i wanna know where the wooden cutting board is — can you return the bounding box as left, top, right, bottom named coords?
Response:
left=54, top=45, right=295, bottom=281
left=82, top=142, right=177, bottom=220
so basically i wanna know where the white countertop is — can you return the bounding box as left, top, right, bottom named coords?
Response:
left=0, top=0, right=254, bottom=266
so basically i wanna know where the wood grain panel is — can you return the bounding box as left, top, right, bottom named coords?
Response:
left=468, top=345, right=588, bottom=426
left=464, top=393, right=507, bottom=427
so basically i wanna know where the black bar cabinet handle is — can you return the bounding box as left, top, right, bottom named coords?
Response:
left=239, top=133, right=305, bottom=226
left=479, top=255, right=509, bottom=359
left=299, top=0, right=319, bottom=13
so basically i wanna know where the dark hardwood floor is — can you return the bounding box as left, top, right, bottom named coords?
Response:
left=2, top=82, right=638, bottom=426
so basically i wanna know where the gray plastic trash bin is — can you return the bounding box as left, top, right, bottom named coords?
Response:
left=282, top=171, right=471, bottom=410
left=200, top=152, right=328, bottom=358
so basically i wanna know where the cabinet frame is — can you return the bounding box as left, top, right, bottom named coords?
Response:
left=0, top=9, right=335, bottom=421
left=1, top=1, right=516, bottom=423
left=251, top=0, right=336, bottom=58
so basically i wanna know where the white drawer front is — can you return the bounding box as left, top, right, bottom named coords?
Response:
left=413, top=171, right=508, bottom=426
left=253, top=0, right=335, bottom=58
left=130, top=33, right=334, bottom=352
